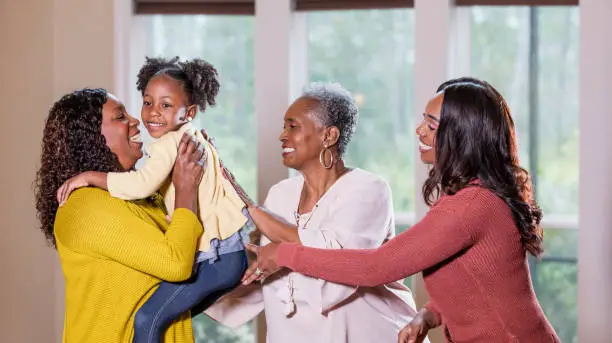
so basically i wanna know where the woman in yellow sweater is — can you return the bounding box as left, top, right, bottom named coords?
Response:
left=54, top=57, right=250, bottom=343
left=34, top=88, right=205, bottom=343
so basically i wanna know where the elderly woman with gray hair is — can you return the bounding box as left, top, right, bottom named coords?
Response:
left=205, top=83, right=424, bottom=342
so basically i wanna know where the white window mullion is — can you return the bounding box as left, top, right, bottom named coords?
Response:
left=413, top=1, right=455, bottom=342
left=254, top=0, right=305, bottom=205
left=449, top=6, right=472, bottom=78
left=254, top=1, right=306, bottom=342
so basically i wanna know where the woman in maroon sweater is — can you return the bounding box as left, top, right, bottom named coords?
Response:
left=244, top=77, right=560, bottom=343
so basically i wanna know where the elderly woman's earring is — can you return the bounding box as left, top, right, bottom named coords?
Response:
left=319, top=147, right=334, bottom=169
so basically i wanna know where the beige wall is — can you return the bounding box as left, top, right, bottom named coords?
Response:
left=0, top=1, right=129, bottom=342
left=0, top=1, right=57, bottom=342
left=578, top=0, right=612, bottom=341
left=52, top=0, right=116, bottom=96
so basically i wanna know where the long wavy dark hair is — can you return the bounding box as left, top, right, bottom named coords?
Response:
left=34, top=88, right=123, bottom=248
left=422, top=77, right=543, bottom=257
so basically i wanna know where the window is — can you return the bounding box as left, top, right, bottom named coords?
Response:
left=143, top=15, right=257, bottom=199
left=139, top=14, right=256, bottom=343
left=307, top=9, right=416, bottom=215
left=307, top=8, right=415, bottom=288
left=469, top=6, right=579, bottom=342
left=131, top=5, right=578, bottom=342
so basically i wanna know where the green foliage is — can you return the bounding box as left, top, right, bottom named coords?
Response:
left=471, top=7, right=578, bottom=342
left=191, top=315, right=255, bottom=343
left=532, top=229, right=578, bottom=343
left=308, top=10, right=417, bottom=213
left=146, top=15, right=257, bottom=199
left=470, top=6, right=579, bottom=215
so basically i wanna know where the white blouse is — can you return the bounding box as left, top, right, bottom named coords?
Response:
left=205, top=168, right=425, bottom=343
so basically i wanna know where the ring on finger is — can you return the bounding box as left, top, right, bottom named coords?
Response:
left=255, top=267, right=263, bottom=276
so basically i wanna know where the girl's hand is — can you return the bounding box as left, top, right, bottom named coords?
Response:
left=57, top=172, right=91, bottom=206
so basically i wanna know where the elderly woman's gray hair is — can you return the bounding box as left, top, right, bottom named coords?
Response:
left=302, top=82, right=359, bottom=157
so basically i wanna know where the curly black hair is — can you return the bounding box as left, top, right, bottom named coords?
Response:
left=423, top=77, right=544, bottom=258
left=136, top=56, right=220, bottom=112
left=34, top=88, right=123, bottom=248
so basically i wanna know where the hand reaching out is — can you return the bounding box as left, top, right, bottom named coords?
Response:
left=241, top=243, right=282, bottom=285
left=397, top=308, right=436, bottom=343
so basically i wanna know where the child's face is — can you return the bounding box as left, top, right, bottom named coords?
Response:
left=141, top=75, right=194, bottom=139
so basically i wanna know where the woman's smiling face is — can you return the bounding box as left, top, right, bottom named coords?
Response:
left=416, top=92, right=442, bottom=164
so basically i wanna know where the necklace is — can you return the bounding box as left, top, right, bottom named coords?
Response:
left=294, top=183, right=323, bottom=229
left=294, top=168, right=351, bottom=229
left=294, top=203, right=319, bottom=229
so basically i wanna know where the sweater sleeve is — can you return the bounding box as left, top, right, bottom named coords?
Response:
left=107, top=133, right=179, bottom=200
left=56, top=189, right=203, bottom=282
left=277, top=189, right=484, bottom=287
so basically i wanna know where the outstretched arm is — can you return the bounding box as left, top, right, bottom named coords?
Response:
left=56, top=134, right=182, bottom=205
left=276, top=208, right=472, bottom=287
left=247, top=205, right=300, bottom=243
left=57, top=171, right=107, bottom=206
left=106, top=136, right=179, bottom=200
left=247, top=191, right=486, bottom=287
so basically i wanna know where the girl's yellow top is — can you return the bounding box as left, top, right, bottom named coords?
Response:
left=54, top=188, right=202, bottom=343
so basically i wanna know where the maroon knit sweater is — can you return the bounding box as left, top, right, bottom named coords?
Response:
left=278, top=186, right=560, bottom=343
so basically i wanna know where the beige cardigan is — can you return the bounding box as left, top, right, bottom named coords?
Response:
left=107, top=123, right=246, bottom=251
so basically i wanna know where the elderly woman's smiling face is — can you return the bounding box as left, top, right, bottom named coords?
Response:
left=279, top=97, right=330, bottom=170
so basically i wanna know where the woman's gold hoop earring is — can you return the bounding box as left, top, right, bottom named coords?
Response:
left=319, top=147, right=334, bottom=169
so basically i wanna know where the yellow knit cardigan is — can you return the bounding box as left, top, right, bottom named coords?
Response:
left=54, top=188, right=202, bottom=343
